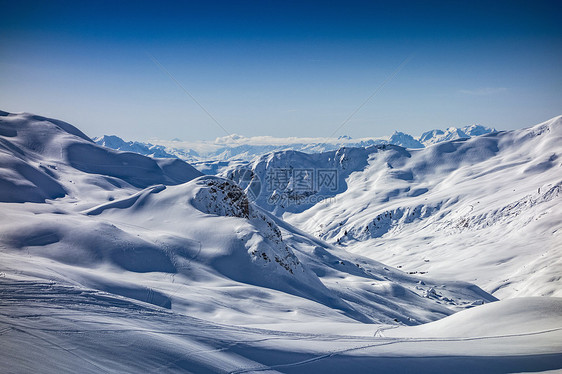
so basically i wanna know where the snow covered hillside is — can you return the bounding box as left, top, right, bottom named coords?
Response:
left=285, top=116, right=562, bottom=299
left=221, top=146, right=379, bottom=216
left=93, top=124, right=495, bottom=163
left=1, top=110, right=560, bottom=373
left=0, top=110, right=493, bottom=325
left=0, top=111, right=202, bottom=204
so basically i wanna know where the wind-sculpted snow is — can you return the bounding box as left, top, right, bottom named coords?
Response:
left=66, top=142, right=201, bottom=188
left=2, top=217, right=177, bottom=274
left=84, top=184, right=167, bottom=215
left=0, top=153, right=66, bottom=202
left=385, top=297, right=562, bottom=339
left=0, top=111, right=203, bottom=203
left=78, top=174, right=491, bottom=324
left=0, top=111, right=498, bottom=326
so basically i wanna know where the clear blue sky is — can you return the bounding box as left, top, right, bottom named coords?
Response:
left=1, top=0, right=561, bottom=141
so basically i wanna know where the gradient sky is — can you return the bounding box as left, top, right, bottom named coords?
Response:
left=1, top=0, right=561, bottom=141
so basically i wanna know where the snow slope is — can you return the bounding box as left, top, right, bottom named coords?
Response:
left=0, top=111, right=202, bottom=204
left=0, top=110, right=559, bottom=373
left=1, top=278, right=560, bottom=373
left=287, top=116, right=562, bottom=299
left=220, top=146, right=380, bottom=216
left=0, top=177, right=493, bottom=326
left=385, top=296, right=562, bottom=338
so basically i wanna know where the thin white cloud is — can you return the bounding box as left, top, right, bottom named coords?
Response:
left=459, top=87, right=507, bottom=95
left=149, top=134, right=390, bottom=154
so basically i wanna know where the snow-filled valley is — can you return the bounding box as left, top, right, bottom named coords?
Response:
left=1, top=110, right=561, bottom=373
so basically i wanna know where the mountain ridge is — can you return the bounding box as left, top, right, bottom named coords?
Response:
left=93, top=124, right=496, bottom=162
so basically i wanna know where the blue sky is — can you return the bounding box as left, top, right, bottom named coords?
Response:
left=1, top=0, right=561, bottom=141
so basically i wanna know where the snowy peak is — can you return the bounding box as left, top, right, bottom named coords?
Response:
left=418, top=125, right=496, bottom=146
left=389, top=131, right=424, bottom=148
left=94, top=134, right=176, bottom=159
left=462, top=124, right=496, bottom=137
left=93, top=125, right=496, bottom=162
left=0, top=112, right=92, bottom=160
left=418, top=129, right=445, bottom=143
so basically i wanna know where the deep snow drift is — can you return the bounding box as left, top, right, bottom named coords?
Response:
left=1, top=110, right=560, bottom=373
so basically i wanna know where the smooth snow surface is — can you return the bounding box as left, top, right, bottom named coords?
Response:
left=1, top=110, right=560, bottom=373
left=1, top=280, right=560, bottom=373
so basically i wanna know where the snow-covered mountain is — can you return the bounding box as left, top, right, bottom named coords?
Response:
left=93, top=134, right=177, bottom=158
left=282, top=117, right=562, bottom=300
left=1, top=110, right=560, bottom=373
left=218, top=117, right=561, bottom=300
left=0, top=110, right=494, bottom=325
left=93, top=124, right=496, bottom=163
left=418, top=125, right=496, bottom=146
left=220, top=146, right=379, bottom=216
left=388, top=131, right=424, bottom=148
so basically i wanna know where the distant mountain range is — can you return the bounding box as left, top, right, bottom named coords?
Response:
left=93, top=124, right=496, bottom=162
left=92, top=135, right=178, bottom=159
